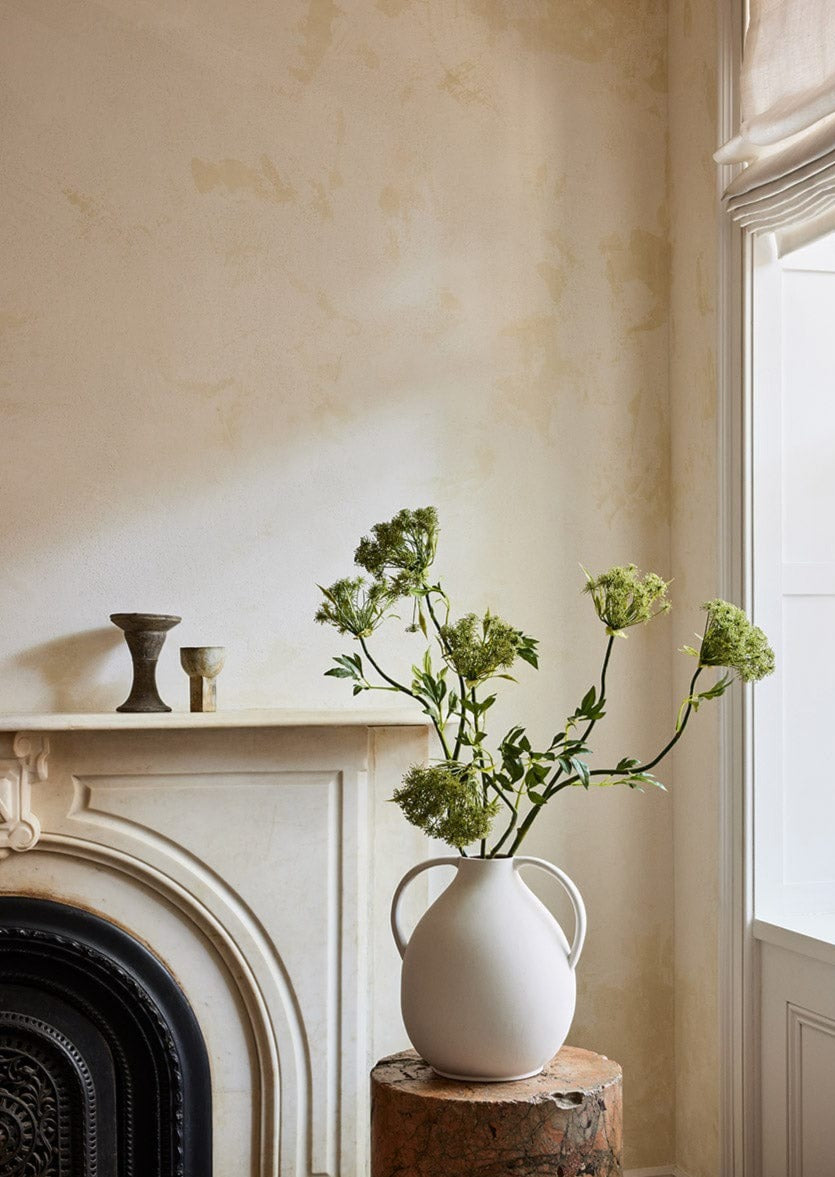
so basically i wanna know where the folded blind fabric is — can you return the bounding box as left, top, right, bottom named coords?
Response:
left=717, top=0, right=835, bottom=240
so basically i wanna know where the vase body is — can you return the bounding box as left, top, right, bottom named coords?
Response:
left=391, top=855, right=586, bottom=1081
left=110, top=613, right=181, bottom=713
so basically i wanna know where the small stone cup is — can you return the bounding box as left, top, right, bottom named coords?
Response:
left=180, top=647, right=226, bottom=713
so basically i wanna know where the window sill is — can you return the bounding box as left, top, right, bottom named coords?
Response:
left=754, top=914, right=835, bottom=966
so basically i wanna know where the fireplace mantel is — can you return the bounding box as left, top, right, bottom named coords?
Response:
left=0, top=709, right=432, bottom=1175
left=0, top=707, right=429, bottom=731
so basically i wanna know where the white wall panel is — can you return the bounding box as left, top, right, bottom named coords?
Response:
left=760, top=936, right=835, bottom=1177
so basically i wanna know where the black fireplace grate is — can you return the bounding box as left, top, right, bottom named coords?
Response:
left=0, top=897, right=212, bottom=1177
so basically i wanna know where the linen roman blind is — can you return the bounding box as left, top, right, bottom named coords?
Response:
left=717, top=0, right=835, bottom=245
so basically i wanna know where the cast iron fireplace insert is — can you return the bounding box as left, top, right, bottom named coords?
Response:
left=0, top=896, right=212, bottom=1176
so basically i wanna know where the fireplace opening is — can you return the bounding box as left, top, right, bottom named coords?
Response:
left=0, top=896, right=212, bottom=1176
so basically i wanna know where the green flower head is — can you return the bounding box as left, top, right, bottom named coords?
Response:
left=392, top=763, right=499, bottom=848
left=583, top=564, right=671, bottom=635
left=315, top=577, right=394, bottom=638
left=439, top=611, right=537, bottom=683
left=354, top=507, right=439, bottom=596
left=698, top=599, right=775, bottom=682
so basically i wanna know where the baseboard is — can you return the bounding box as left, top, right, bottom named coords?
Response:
left=625, top=1166, right=689, bottom=1177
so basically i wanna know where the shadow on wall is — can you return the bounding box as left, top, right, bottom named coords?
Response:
left=13, top=628, right=123, bottom=712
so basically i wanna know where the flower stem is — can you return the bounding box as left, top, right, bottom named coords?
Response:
left=541, top=636, right=612, bottom=797
left=359, top=636, right=453, bottom=759
left=504, top=665, right=705, bottom=856
left=424, top=588, right=468, bottom=760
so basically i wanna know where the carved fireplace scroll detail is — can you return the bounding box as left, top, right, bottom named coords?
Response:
left=0, top=734, right=49, bottom=855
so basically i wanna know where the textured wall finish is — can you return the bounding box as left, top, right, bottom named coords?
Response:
left=1, top=2, right=673, bottom=1166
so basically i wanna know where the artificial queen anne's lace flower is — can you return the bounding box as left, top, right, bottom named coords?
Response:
left=697, top=599, right=775, bottom=681
left=314, top=576, right=395, bottom=637
left=393, top=764, right=499, bottom=847
left=353, top=507, right=439, bottom=596
left=439, top=612, right=532, bottom=685
left=582, top=564, right=671, bottom=635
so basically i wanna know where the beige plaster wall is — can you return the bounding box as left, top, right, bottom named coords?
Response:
left=1, top=1, right=675, bottom=1166
left=668, top=1, right=721, bottom=1174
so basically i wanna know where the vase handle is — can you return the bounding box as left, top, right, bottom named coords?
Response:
left=390, top=856, right=460, bottom=960
left=514, top=857, right=587, bottom=970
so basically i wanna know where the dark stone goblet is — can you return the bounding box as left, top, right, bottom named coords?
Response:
left=110, top=613, right=182, bottom=713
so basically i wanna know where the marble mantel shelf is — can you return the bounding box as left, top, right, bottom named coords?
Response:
left=0, top=708, right=430, bottom=732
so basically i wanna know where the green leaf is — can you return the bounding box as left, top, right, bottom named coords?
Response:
left=328, top=653, right=364, bottom=679
left=616, top=756, right=639, bottom=772
left=516, top=633, right=540, bottom=669
left=596, top=769, right=666, bottom=792
left=570, top=757, right=590, bottom=788
left=675, top=697, right=690, bottom=731
left=697, top=672, right=734, bottom=701
left=527, top=790, right=547, bottom=806
left=525, top=763, right=549, bottom=786
left=506, top=759, right=524, bottom=784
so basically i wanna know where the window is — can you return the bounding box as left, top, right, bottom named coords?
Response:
left=752, top=229, right=835, bottom=939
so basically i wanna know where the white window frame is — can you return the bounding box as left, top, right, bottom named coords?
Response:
left=718, top=6, right=835, bottom=1174
left=717, top=3, right=754, bottom=1175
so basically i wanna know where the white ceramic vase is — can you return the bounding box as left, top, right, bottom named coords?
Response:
left=390, top=855, right=586, bottom=1081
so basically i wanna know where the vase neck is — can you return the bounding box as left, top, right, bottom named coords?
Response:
left=453, top=856, right=517, bottom=890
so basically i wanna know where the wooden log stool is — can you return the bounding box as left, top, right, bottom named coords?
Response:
left=371, top=1047, right=622, bottom=1177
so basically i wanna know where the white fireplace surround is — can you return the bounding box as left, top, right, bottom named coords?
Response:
left=0, top=710, right=430, bottom=1177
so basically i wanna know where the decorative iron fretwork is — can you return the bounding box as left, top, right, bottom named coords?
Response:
left=0, top=899, right=211, bottom=1177
left=0, top=1011, right=96, bottom=1177
left=0, top=1045, right=62, bottom=1177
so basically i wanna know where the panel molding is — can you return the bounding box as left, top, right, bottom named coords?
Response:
left=786, top=1001, right=835, bottom=1177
